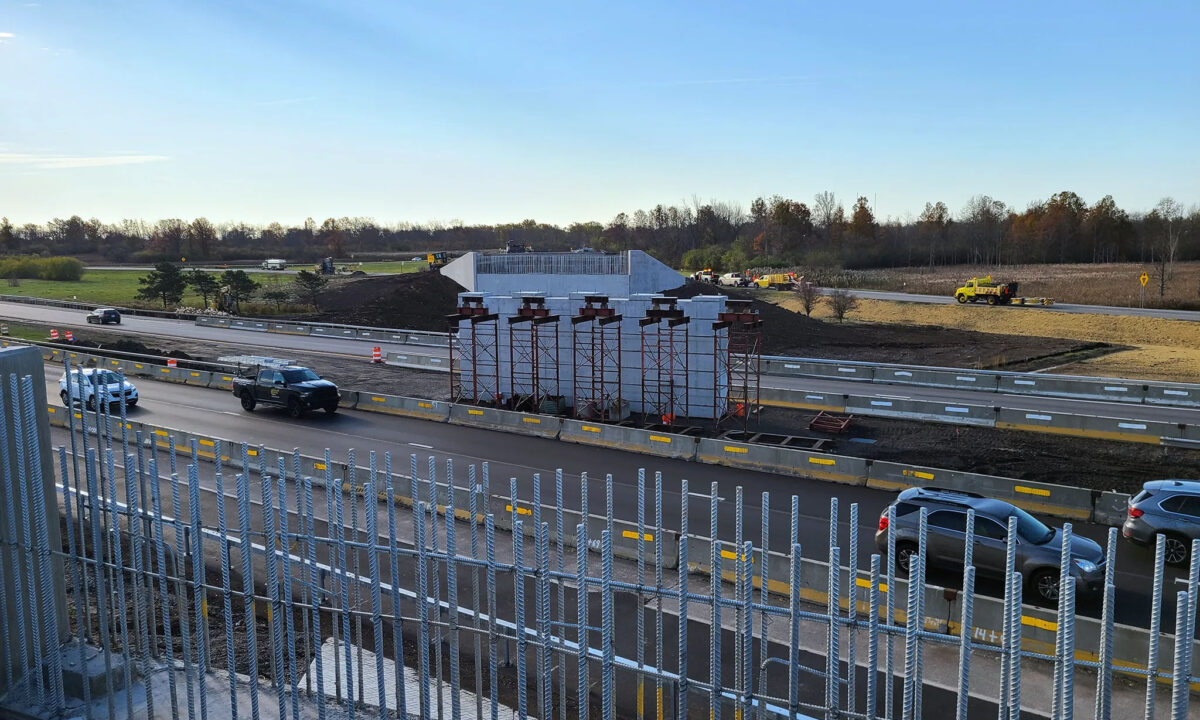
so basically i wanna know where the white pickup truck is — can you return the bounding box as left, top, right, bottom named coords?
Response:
left=718, top=272, right=750, bottom=287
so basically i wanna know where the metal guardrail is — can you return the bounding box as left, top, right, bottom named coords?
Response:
left=36, top=345, right=1137, bottom=527
left=28, top=392, right=1200, bottom=719
left=762, top=355, right=1200, bottom=408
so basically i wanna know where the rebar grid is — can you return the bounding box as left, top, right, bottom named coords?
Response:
left=3, top=363, right=1199, bottom=720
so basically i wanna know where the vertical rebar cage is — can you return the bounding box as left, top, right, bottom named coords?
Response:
left=714, top=299, right=763, bottom=432
left=448, top=295, right=500, bottom=404
left=507, top=296, right=562, bottom=413
left=639, top=297, right=690, bottom=427
left=6, top=355, right=1200, bottom=720
left=571, top=296, right=623, bottom=421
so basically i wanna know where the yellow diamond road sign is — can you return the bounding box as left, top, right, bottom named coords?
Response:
left=1139, top=272, right=1149, bottom=287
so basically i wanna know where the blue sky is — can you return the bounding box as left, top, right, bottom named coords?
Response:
left=1, top=1, right=1197, bottom=226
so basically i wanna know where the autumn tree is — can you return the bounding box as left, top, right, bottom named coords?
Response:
left=318, top=217, right=345, bottom=257
left=150, top=219, right=187, bottom=258
left=186, top=217, right=218, bottom=259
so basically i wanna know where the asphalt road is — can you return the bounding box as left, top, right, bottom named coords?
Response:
left=40, top=367, right=1194, bottom=635
left=11, top=298, right=1199, bottom=428
left=761, top=375, right=1200, bottom=425
left=831, top=289, right=1200, bottom=322
left=0, top=300, right=446, bottom=360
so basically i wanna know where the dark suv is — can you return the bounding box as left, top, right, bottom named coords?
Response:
left=875, top=487, right=1105, bottom=602
left=86, top=308, right=121, bottom=324
left=232, top=365, right=340, bottom=417
left=1123, top=480, right=1200, bottom=566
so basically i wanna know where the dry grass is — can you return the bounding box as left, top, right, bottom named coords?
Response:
left=773, top=295, right=1200, bottom=382
left=807, top=262, right=1200, bottom=310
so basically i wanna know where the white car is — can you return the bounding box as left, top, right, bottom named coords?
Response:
left=718, top=272, right=749, bottom=287
left=59, top=368, right=139, bottom=410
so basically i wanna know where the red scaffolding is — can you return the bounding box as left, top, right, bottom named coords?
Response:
left=570, top=295, right=624, bottom=421
left=639, top=297, right=689, bottom=427
left=713, top=298, right=762, bottom=431
left=447, top=294, right=500, bottom=404
left=507, top=296, right=562, bottom=413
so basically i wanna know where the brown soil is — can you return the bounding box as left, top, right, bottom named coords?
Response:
left=313, top=271, right=463, bottom=331
left=309, top=275, right=1102, bottom=370
left=667, top=280, right=1101, bottom=368
left=753, top=409, right=1200, bottom=495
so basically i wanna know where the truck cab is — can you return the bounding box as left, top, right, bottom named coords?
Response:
left=233, top=365, right=340, bottom=418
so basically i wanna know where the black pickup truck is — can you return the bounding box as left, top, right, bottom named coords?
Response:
left=232, top=366, right=340, bottom=417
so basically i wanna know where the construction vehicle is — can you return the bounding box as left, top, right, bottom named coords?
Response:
left=501, top=239, right=532, bottom=254
left=953, top=276, right=1054, bottom=306
left=426, top=252, right=448, bottom=269
left=752, top=272, right=800, bottom=290
left=954, top=275, right=1020, bottom=305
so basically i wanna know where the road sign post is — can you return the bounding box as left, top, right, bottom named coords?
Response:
left=1139, top=272, right=1148, bottom=308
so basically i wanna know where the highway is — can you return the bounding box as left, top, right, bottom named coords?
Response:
left=40, top=366, right=1195, bottom=635
left=761, top=374, right=1200, bottom=424
left=0, top=300, right=442, bottom=359
left=830, top=288, right=1200, bottom=322
left=10, top=299, right=1200, bottom=429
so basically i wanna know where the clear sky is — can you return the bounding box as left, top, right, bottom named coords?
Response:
left=1, top=1, right=1197, bottom=227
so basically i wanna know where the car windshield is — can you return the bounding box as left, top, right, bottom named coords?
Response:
left=281, top=369, right=320, bottom=383
left=1008, top=506, right=1054, bottom=544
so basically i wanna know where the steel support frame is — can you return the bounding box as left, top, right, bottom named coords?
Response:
left=571, top=307, right=623, bottom=421
left=713, top=302, right=762, bottom=432
left=639, top=315, right=689, bottom=427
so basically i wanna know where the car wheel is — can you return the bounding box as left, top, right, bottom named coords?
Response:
left=1163, top=534, right=1191, bottom=567
left=60, top=390, right=71, bottom=407
left=1031, top=569, right=1061, bottom=603
left=288, top=399, right=304, bottom=418
left=85, top=395, right=96, bottom=412
left=240, top=393, right=256, bottom=412
left=956, top=294, right=967, bottom=304
left=895, top=541, right=919, bottom=575
left=324, top=404, right=338, bottom=415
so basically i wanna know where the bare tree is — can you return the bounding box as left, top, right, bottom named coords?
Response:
left=813, top=191, right=839, bottom=229
left=796, top=281, right=819, bottom=316
left=827, top=289, right=858, bottom=322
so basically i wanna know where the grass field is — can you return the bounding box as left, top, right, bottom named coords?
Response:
left=350, top=260, right=429, bottom=273
left=0, top=269, right=208, bottom=307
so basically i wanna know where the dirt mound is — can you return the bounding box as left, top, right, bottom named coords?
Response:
left=665, top=280, right=1093, bottom=367
left=315, top=271, right=462, bottom=331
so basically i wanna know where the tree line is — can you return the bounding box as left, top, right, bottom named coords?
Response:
left=1, top=191, right=1195, bottom=272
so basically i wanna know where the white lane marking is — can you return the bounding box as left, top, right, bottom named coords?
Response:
left=409, top=443, right=434, bottom=449
left=878, top=394, right=910, bottom=400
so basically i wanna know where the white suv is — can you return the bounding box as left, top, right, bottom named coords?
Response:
left=59, top=368, right=139, bottom=410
